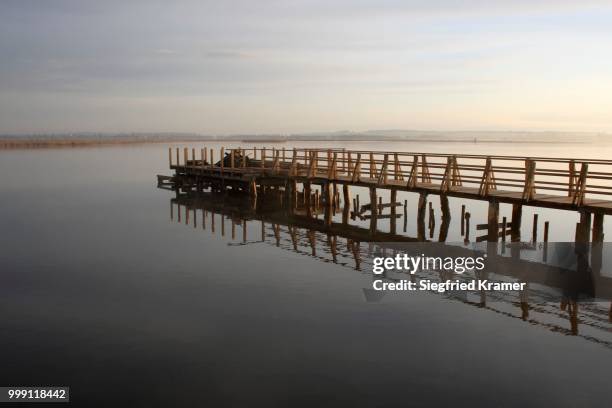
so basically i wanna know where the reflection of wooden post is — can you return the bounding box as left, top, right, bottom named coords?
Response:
left=211, top=213, right=215, bottom=233
left=342, top=184, right=350, bottom=224
left=390, top=189, right=397, bottom=234
left=243, top=220, right=247, bottom=243
left=460, top=204, right=465, bottom=236
left=324, top=182, right=332, bottom=226
left=221, top=214, right=225, bottom=237
left=592, top=213, right=604, bottom=274
left=488, top=200, right=499, bottom=242
left=203, top=209, right=206, bottom=230
left=417, top=193, right=427, bottom=241
left=511, top=203, right=522, bottom=242
left=369, top=187, right=378, bottom=235
left=439, top=195, right=450, bottom=242
left=330, top=235, right=337, bottom=263
left=261, top=220, right=265, bottom=241
left=403, top=199, right=408, bottom=233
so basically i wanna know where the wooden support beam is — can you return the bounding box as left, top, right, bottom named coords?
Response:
left=572, top=162, right=588, bottom=206
left=393, top=153, right=403, bottom=181
left=421, top=154, right=431, bottom=184
left=532, top=213, right=538, bottom=243
left=593, top=213, right=604, bottom=243
left=377, top=154, right=388, bottom=185
left=168, top=147, right=172, bottom=166
left=352, top=154, right=362, bottom=182
left=488, top=200, right=499, bottom=242
left=408, top=155, right=418, bottom=188
left=522, top=159, right=536, bottom=201
left=261, top=148, right=266, bottom=169
left=370, top=153, right=376, bottom=179
left=479, top=157, right=496, bottom=197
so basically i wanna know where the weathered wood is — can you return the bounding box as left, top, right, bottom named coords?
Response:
left=532, top=213, right=538, bottom=243
left=488, top=200, right=499, bottom=242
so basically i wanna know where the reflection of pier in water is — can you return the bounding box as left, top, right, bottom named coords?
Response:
left=166, top=190, right=612, bottom=349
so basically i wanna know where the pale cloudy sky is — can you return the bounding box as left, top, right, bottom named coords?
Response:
left=1, top=0, right=612, bottom=134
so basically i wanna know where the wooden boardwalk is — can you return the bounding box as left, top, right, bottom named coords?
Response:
left=162, top=146, right=612, bottom=243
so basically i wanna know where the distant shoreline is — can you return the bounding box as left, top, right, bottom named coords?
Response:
left=1, top=132, right=608, bottom=149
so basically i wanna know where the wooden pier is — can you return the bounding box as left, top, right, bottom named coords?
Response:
left=162, top=146, right=612, bottom=243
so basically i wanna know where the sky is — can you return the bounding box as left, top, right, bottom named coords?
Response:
left=1, top=0, right=612, bottom=135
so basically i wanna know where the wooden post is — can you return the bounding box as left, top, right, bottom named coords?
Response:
left=305, top=182, right=312, bottom=218
left=168, top=147, right=172, bottom=166
left=261, top=148, right=265, bottom=169
left=370, top=153, right=375, bottom=179
left=511, top=204, right=522, bottom=242
left=220, top=147, right=224, bottom=174
left=230, top=149, right=235, bottom=169
left=464, top=212, right=471, bottom=243
left=532, top=213, right=538, bottom=243
left=593, top=213, right=604, bottom=243
left=183, top=147, right=188, bottom=165
left=210, top=149, right=214, bottom=167
left=501, top=216, right=507, bottom=242
left=390, top=189, right=397, bottom=234
left=543, top=221, right=549, bottom=243
left=176, top=147, right=180, bottom=166
left=488, top=200, right=499, bottom=242
left=243, top=220, right=247, bottom=243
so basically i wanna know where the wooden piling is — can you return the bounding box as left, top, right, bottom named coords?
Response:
left=532, top=213, right=538, bottom=243
left=488, top=200, right=499, bottom=242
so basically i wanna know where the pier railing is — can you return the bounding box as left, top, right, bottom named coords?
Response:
left=169, top=147, right=612, bottom=205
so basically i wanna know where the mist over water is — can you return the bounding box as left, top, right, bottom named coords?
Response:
left=0, top=141, right=610, bottom=407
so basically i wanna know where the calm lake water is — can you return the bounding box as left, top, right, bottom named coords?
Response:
left=0, top=141, right=611, bottom=407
